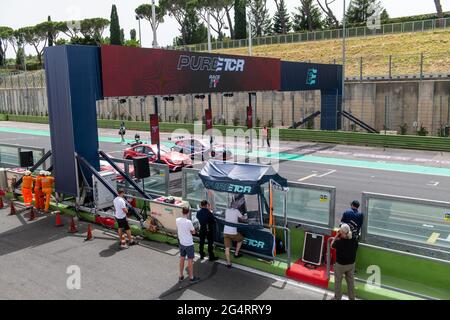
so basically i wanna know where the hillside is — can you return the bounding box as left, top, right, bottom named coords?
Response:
left=213, top=29, right=450, bottom=77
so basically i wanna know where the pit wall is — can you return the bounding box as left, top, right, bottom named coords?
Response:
left=7, top=193, right=450, bottom=300
left=1, top=80, right=449, bottom=135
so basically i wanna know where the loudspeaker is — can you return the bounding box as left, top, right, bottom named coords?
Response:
left=19, top=151, right=34, bottom=168
left=133, top=157, right=150, bottom=179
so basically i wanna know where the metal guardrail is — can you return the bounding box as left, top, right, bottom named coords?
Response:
left=170, top=17, right=450, bottom=52
left=0, top=143, right=47, bottom=169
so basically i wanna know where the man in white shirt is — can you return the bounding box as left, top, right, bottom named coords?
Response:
left=113, top=189, right=137, bottom=248
left=176, top=207, right=200, bottom=283
left=223, top=201, right=247, bottom=269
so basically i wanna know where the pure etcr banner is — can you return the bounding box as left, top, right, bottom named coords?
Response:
left=101, top=45, right=281, bottom=97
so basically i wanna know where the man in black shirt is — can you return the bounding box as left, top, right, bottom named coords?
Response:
left=196, top=200, right=218, bottom=261
left=331, top=224, right=358, bottom=300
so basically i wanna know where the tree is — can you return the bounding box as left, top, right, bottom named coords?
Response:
left=195, top=0, right=234, bottom=41
left=346, top=0, right=387, bottom=24
left=80, top=18, right=110, bottom=45
left=178, top=6, right=208, bottom=45
left=16, top=47, right=25, bottom=70
left=120, top=28, right=125, bottom=44
left=47, top=16, right=54, bottom=46
left=435, top=0, right=444, bottom=27
left=110, top=4, right=122, bottom=45
left=160, top=0, right=208, bottom=45
left=130, top=29, right=137, bottom=41
left=0, top=27, right=13, bottom=66
left=316, top=0, right=339, bottom=28
left=135, top=3, right=166, bottom=39
left=293, top=0, right=323, bottom=32
left=273, top=0, right=291, bottom=34
left=18, top=23, right=49, bottom=65
left=248, top=0, right=272, bottom=37
left=234, top=0, right=247, bottom=39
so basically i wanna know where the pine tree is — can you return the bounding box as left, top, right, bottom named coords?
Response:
left=293, top=0, right=323, bottom=32
left=130, top=29, right=137, bottom=41
left=110, top=4, right=122, bottom=45
left=178, top=7, right=208, bottom=45
left=273, top=0, right=291, bottom=34
left=234, top=0, right=247, bottom=39
left=47, top=16, right=54, bottom=46
left=346, top=0, right=387, bottom=24
left=249, top=0, right=272, bottom=37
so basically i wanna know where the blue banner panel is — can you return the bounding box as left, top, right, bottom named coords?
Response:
left=280, top=61, right=342, bottom=92
left=321, top=90, right=342, bottom=131
left=214, top=218, right=276, bottom=258
left=44, top=45, right=102, bottom=196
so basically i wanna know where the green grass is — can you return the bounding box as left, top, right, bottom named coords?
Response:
left=214, top=29, right=450, bottom=77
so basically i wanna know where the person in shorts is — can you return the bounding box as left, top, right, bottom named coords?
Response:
left=223, top=200, right=247, bottom=269
left=176, top=207, right=200, bottom=283
left=113, top=189, right=137, bottom=248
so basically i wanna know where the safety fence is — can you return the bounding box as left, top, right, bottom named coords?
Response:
left=0, top=143, right=47, bottom=170
left=171, top=17, right=450, bottom=53
left=104, top=157, right=170, bottom=197
left=182, top=167, right=450, bottom=261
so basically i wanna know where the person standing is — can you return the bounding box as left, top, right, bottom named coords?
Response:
left=176, top=207, right=200, bottom=283
left=113, top=189, right=137, bottom=248
left=119, top=121, right=126, bottom=144
left=196, top=200, right=218, bottom=262
left=41, top=171, right=54, bottom=213
left=341, top=200, right=364, bottom=240
left=262, top=125, right=270, bottom=148
left=331, top=224, right=358, bottom=300
left=21, top=171, right=34, bottom=207
left=223, top=201, right=247, bottom=269
left=33, top=170, right=45, bottom=210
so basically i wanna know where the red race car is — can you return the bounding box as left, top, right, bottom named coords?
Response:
left=123, top=143, right=192, bottom=172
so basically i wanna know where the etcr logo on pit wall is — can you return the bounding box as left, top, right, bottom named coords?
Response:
left=177, top=55, right=245, bottom=72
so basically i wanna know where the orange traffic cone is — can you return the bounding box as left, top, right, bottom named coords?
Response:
left=28, top=207, right=36, bottom=221
left=68, top=217, right=78, bottom=233
left=9, top=200, right=16, bottom=216
left=55, top=211, right=64, bottom=227
left=84, top=224, right=93, bottom=241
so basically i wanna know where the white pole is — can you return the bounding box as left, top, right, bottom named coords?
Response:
left=207, top=11, right=212, bottom=52
left=248, top=12, right=252, bottom=56
left=152, top=0, right=158, bottom=48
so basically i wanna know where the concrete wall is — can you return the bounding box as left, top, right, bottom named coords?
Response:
left=1, top=78, right=449, bottom=135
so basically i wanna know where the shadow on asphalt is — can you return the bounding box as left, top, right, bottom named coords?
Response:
left=158, top=260, right=280, bottom=300
left=0, top=212, right=97, bottom=257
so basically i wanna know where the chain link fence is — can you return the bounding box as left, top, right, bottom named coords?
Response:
left=170, top=17, right=450, bottom=52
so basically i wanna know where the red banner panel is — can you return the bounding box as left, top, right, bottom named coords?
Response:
left=101, top=45, right=281, bottom=97
left=150, top=114, right=160, bottom=146
left=247, top=106, right=253, bottom=129
left=205, top=109, right=213, bottom=131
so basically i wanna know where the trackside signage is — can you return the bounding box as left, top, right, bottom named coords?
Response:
left=101, top=45, right=281, bottom=97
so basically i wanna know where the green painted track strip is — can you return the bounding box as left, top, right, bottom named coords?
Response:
left=2, top=126, right=450, bottom=177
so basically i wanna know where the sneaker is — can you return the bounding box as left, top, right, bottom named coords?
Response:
left=199, top=255, right=205, bottom=260
left=189, top=277, right=200, bottom=284
left=208, top=256, right=219, bottom=262
left=128, top=241, right=138, bottom=246
left=226, top=264, right=232, bottom=269
left=234, top=253, right=243, bottom=258
left=178, top=276, right=184, bottom=282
